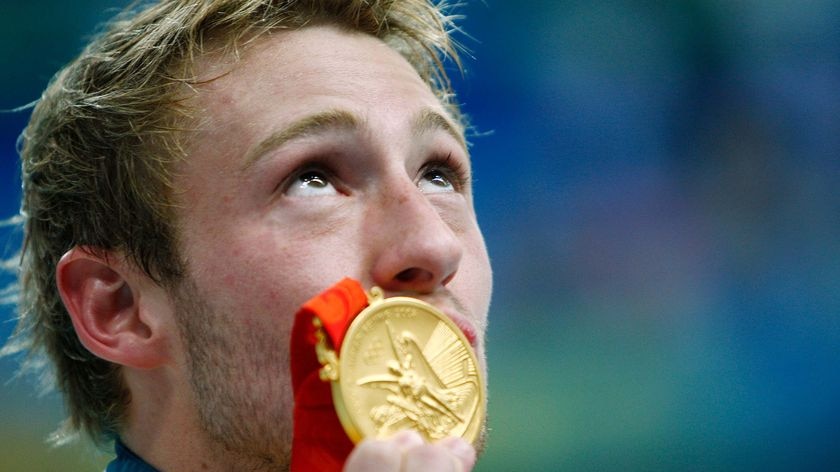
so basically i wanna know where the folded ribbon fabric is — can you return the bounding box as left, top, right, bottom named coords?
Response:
left=290, top=278, right=369, bottom=472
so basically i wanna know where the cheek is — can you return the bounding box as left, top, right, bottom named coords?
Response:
left=183, top=232, right=298, bottom=322
left=185, top=225, right=365, bottom=325
left=437, top=205, right=492, bottom=306
left=457, top=230, right=493, bottom=318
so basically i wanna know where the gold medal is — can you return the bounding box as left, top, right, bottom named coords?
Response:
left=314, top=287, right=485, bottom=444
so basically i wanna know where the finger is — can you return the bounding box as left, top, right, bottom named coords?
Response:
left=344, top=431, right=424, bottom=471
left=403, top=443, right=467, bottom=472
left=438, top=437, right=477, bottom=471
left=391, top=430, right=425, bottom=450
left=344, top=438, right=401, bottom=472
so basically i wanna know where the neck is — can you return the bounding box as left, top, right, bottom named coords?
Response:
left=119, top=367, right=289, bottom=471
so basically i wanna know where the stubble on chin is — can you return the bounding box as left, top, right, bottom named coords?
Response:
left=172, top=277, right=294, bottom=469
left=170, top=277, right=491, bottom=468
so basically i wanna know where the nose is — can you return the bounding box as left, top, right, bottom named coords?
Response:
left=368, top=179, right=463, bottom=294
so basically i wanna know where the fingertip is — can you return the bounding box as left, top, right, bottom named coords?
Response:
left=404, top=444, right=459, bottom=471
left=438, top=437, right=477, bottom=470
left=344, top=438, right=401, bottom=471
left=390, top=429, right=425, bottom=450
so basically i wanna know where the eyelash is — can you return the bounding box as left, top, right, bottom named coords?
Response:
left=280, top=161, right=338, bottom=193
left=420, top=152, right=470, bottom=192
left=279, top=152, right=470, bottom=194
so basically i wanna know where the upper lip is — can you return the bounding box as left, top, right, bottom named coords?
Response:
left=408, top=296, right=478, bottom=350
left=443, top=309, right=478, bottom=349
left=380, top=290, right=478, bottom=350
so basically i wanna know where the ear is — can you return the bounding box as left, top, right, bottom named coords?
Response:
left=56, top=247, right=170, bottom=369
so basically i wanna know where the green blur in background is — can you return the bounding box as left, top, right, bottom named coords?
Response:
left=2, top=1, right=839, bottom=470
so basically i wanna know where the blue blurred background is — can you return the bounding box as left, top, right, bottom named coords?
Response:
left=2, top=1, right=839, bottom=470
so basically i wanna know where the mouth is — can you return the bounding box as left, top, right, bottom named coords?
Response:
left=442, top=309, right=478, bottom=350
left=381, top=288, right=479, bottom=350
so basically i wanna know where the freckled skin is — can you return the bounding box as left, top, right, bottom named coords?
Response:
left=123, top=25, right=491, bottom=470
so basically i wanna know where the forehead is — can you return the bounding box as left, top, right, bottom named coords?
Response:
left=187, top=25, right=449, bottom=136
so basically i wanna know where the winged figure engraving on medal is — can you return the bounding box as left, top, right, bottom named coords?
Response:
left=357, top=320, right=480, bottom=439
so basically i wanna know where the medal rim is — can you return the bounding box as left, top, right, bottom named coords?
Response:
left=330, top=295, right=485, bottom=445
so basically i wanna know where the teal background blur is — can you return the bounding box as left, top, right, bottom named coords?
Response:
left=2, top=2, right=839, bottom=470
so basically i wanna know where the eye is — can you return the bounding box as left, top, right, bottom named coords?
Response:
left=285, top=169, right=339, bottom=197
left=417, top=154, right=469, bottom=194
left=418, top=168, right=455, bottom=193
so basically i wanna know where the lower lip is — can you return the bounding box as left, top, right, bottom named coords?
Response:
left=453, top=320, right=477, bottom=349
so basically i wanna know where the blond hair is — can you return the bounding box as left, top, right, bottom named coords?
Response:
left=5, top=0, right=463, bottom=445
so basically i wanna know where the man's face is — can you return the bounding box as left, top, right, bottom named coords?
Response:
left=170, top=25, right=492, bottom=463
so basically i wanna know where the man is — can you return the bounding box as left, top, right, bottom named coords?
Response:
left=6, top=1, right=491, bottom=470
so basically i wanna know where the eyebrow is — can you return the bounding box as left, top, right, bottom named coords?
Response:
left=412, top=108, right=467, bottom=152
left=241, top=109, right=359, bottom=170
left=241, top=107, right=466, bottom=171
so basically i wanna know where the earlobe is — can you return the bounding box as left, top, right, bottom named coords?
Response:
left=56, top=247, right=168, bottom=369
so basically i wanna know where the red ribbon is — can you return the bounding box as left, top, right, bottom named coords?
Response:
left=290, top=278, right=369, bottom=471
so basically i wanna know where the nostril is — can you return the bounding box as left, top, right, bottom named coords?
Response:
left=440, top=271, right=456, bottom=286
left=395, top=267, right=432, bottom=283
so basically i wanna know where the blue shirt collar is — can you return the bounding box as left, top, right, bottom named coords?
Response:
left=105, top=439, right=159, bottom=472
